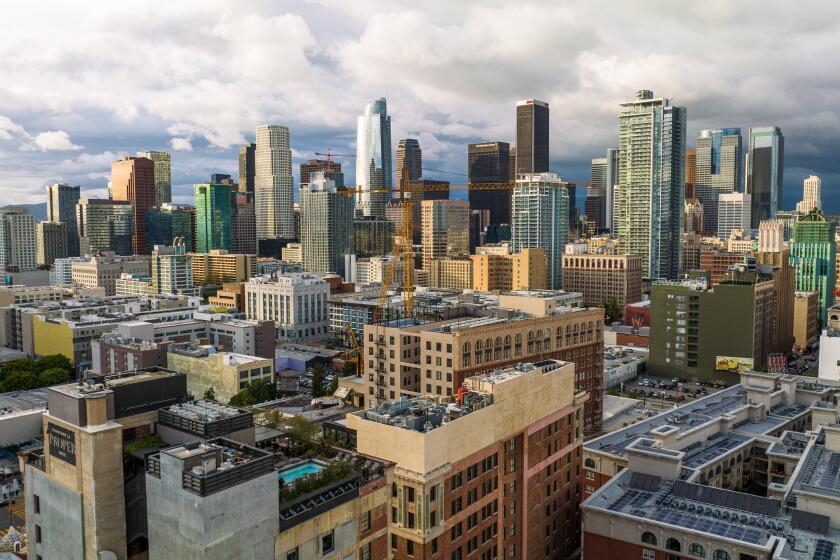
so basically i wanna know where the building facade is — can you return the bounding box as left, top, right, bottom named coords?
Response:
left=300, top=172, right=355, bottom=277
left=77, top=199, right=134, bottom=256
left=238, top=142, right=256, bottom=194
left=395, top=138, right=422, bottom=194
left=471, top=248, right=547, bottom=292
left=195, top=182, right=232, bottom=253
left=421, top=199, right=470, bottom=270
left=145, top=203, right=195, bottom=253
left=356, top=98, right=393, bottom=218
left=467, top=141, right=512, bottom=226
left=36, top=221, right=68, bottom=267
left=300, top=158, right=343, bottom=188
left=189, top=250, right=255, bottom=285
left=717, top=192, right=752, bottom=241
left=789, top=209, right=836, bottom=326
left=111, top=156, right=156, bottom=255
left=694, top=128, right=742, bottom=235
left=796, top=174, right=821, bottom=213
left=745, top=126, right=784, bottom=227
left=515, top=99, right=550, bottom=175
left=136, top=150, right=172, bottom=206
left=0, top=208, right=37, bottom=273
left=255, top=124, right=294, bottom=240
left=561, top=252, right=643, bottom=307
left=245, top=273, right=330, bottom=341
left=46, top=183, right=81, bottom=257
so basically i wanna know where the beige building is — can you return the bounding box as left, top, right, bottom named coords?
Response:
left=471, top=247, right=546, bottom=292
left=190, top=250, right=256, bottom=285
left=281, top=242, right=303, bottom=263
left=427, top=257, right=472, bottom=290
left=70, top=252, right=150, bottom=296
left=167, top=343, right=274, bottom=403
left=561, top=252, right=643, bottom=306
left=420, top=199, right=469, bottom=270
left=793, top=290, right=819, bottom=349
left=0, top=284, right=64, bottom=306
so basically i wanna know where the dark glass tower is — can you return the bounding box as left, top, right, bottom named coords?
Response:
left=515, top=99, right=549, bottom=175
left=238, top=143, right=256, bottom=194
left=467, top=141, right=511, bottom=226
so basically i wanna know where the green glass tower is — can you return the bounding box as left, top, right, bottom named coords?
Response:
left=789, top=209, right=836, bottom=326
left=195, top=183, right=232, bottom=253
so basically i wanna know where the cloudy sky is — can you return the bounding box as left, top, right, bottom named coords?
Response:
left=2, top=1, right=840, bottom=210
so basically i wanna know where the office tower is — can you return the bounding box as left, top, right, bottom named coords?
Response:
left=467, top=141, right=512, bottom=226
left=584, top=188, right=605, bottom=231
left=589, top=156, right=612, bottom=230
left=746, top=126, right=784, bottom=227
left=151, top=242, right=194, bottom=295
left=189, top=250, right=256, bottom=285
left=35, top=221, right=68, bottom=266
left=427, top=257, right=473, bottom=290
left=136, top=150, right=172, bottom=206
left=210, top=173, right=231, bottom=184
left=796, top=174, right=821, bottom=213
left=411, top=179, right=450, bottom=243
left=694, top=128, right=741, bottom=234
left=299, top=158, right=343, bottom=188
left=395, top=138, right=421, bottom=193
left=237, top=143, right=256, bottom=193
left=649, top=271, right=774, bottom=380
left=111, top=156, right=156, bottom=254
left=617, top=89, right=686, bottom=280
left=195, top=183, right=232, bottom=253
left=471, top=247, right=546, bottom=291
left=354, top=217, right=394, bottom=257
left=561, top=252, right=643, bottom=307
left=718, top=192, right=752, bottom=240
left=245, top=273, right=330, bottom=340
left=684, top=198, right=704, bottom=234
left=685, top=147, right=697, bottom=198
left=356, top=98, right=392, bottom=218
left=349, top=360, right=585, bottom=559
left=46, top=183, right=80, bottom=256
left=300, top=172, right=354, bottom=276
left=145, top=203, right=196, bottom=253
left=790, top=209, right=836, bottom=326
left=255, top=125, right=294, bottom=239
left=420, top=199, right=470, bottom=270
left=511, top=172, right=570, bottom=289
left=76, top=199, right=134, bottom=255
left=515, top=99, right=549, bottom=175
left=0, top=208, right=37, bottom=273
left=230, top=190, right=256, bottom=255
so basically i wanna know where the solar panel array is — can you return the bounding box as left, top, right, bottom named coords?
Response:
left=607, top=489, right=653, bottom=512
left=672, top=480, right=781, bottom=516
left=818, top=453, right=840, bottom=491
left=813, top=539, right=835, bottom=560
left=628, top=472, right=661, bottom=491
left=648, top=508, right=764, bottom=545
left=792, top=509, right=830, bottom=536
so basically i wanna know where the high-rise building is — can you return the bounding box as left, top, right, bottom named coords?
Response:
left=255, top=125, right=294, bottom=240
left=195, top=183, right=232, bottom=253
left=0, top=208, right=37, bottom=273
left=356, top=98, right=392, bottom=218
left=136, top=150, right=172, bottom=206
left=470, top=247, right=546, bottom=291
left=617, top=90, right=686, bottom=280
left=561, top=252, right=643, bottom=307
left=353, top=217, right=394, bottom=258
left=685, top=146, right=697, bottom=198
left=411, top=179, right=450, bottom=243
left=189, top=250, right=256, bottom=285
left=76, top=199, right=134, bottom=255
left=684, top=198, right=704, bottom=234
left=515, top=99, right=549, bottom=175
left=35, top=221, right=67, bottom=267
left=511, top=172, right=570, bottom=289
left=151, top=242, right=194, bottom=295
left=717, top=192, right=752, bottom=241
left=300, top=172, right=354, bottom=276
left=145, top=203, right=196, bottom=253
left=46, top=183, right=80, bottom=256
left=790, top=209, right=836, bottom=326
left=237, top=143, right=256, bottom=193
left=746, top=126, right=784, bottom=227
left=420, top=199, right=470, bottom=270
left=467, top=141, right=512, bottom=226
left=230, top=190, right=256, bottom=255
left=395, top=138, right=421, bottom=193
left=111, top=156, right=156, bottom=254
left=590, top=149, right=619, bottom=232
left=694, top=128, right=741, bottom=235
left=758, top=219, right=786, bottom=254
left=796, top=174, right=821, bottom=213
left=299, top=158, right=343, bottom=188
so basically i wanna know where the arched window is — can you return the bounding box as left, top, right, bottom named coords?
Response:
left=641, top=532, right=657, bottom=545
left=527, top=331, right=534, bottom=354
left=712, top=551, right=730, bottom=560
left=584, top=458, right=596, bottom=469
left=494, top=337, right=502, bottom=360
left=503, top=336, right=512, bottom=359
left=689, top=543, right=705, bottom=557
left=666, top=538, right=681, bottom=552
left=484, top=338, right=492, bottom=361
left=514, top=334, right=522, bottom=357
left=462, top=342, right=471, bottom=366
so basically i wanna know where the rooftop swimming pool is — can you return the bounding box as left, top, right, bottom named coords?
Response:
left=277, top=460, right=324, bottom=484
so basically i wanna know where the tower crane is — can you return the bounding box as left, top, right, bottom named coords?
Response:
left=343, top=323, right=364, bottom=377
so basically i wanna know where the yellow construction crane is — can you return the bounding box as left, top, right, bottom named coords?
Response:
left=343, top=323, right=364, bottom=377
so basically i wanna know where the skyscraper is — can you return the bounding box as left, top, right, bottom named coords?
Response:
left=136, top=150, right=172, bottom=206
left=467, top=141, right=512, bottom=226
left=145, top=203, right=195, bottom=253
left=790, top=209, right=836, bottom=326
left=46, top=183, right=80, bottom=257
left=685, top=147, right=697, bottom=199
left=111, top=156, right=156, bottom=254
left=420, top=199, right=469, bottom=270
left=511, top=173, right=570, bottom=289
left=588, top=152, right=618, bottom=231
left=746, top=126, right=784, bottom=227
left=255, top=125, right=294, bottom=240
left=299, top=159, right=343, bottom=188
left=395, top=138, right=422, bottom=193
left=300, top=172, right=354, bottom=276
left=694, top=128, right=741, bottom=235
left=36, top=221, right=68, bottom=267
left=76, top=199, right=134, bottom=255
left=195, top=183, right=232, bottom=253
left=0, top=208, right=36, bottom=272
left=717, top=192, right=752, bottom=241
left=515, top=99, right=549, bottom=175
left=356, top=98, right=392, bottom=218
left=617, top=90, right=686, bottom=280
left=230, top=190, right=256, bottom=255
left=796, top=174, right=821, bottom=213
left=238, top=143, right=256, bottom=194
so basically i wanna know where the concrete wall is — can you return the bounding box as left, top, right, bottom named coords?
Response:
left=275, top=504, right=357, bottom=559
left=26, top=465, right=85, bottom=560
left=0, top=408, right=43, bottom=446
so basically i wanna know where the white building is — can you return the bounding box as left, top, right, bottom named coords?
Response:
left=50, top=256, right=89, bottom=285
left=255, top=125, right=294, bottom=240
left=818, top=329, right=840, bottom=382
left=796, top=174, right=821, bottom=213
left=717, top=192, right=752, bottom=241
left=152, top=243, right=196, bottom=295
left=300, top=172, right=354, bottom=277
left=356, top=98, right=392, bottom=218
left=245, top=273, right=330, bottom=340
left=757, top=219, right=785, bottom=253
left=0, top=208, right=37, bottom=273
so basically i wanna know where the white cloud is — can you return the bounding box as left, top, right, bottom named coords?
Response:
left=169, top=137, right=193, bottom=151
left=29, top=130, right=82, bottom=151
left=0, top=116, right=27, bottom=141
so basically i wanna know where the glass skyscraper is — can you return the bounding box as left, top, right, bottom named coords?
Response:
left=617, top=90, right=686, bottom=280
left=695, top=128, right=741, bottom=235
left=137, top=151, right=172, bottom=206
left=515, top=99, right=549, bottom=176
left=790, top=209, right=836, bottom=326
left=46, top=183, right=80, bottom=257
left=255, top=125, right=294, bottom=240
left=146, top=204, right=195, bottom=252
left=300, top=172, right=355, bottom=276
left=356, top=98, right=392, bottom=218
left=76, top=199, right=134, bottom=255
left=746, top=126, right=784, bottom=227
left=195, top=183, right=232, bottom=253
left=467, top=141, right=512, bottom=226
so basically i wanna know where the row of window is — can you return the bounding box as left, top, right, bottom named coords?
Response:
left=641, top=532, right=752, bottom=560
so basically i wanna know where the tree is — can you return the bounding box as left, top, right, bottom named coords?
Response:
left=1, top=371, right=39, bottom=392
left=286, top=416, right=319, bottom=443
left=37, top=368, right=70, bottom=387
left=311, top=363, right=326, bottom=397
left=603, top=297, right=621, bottom=324
left=34, top=354, right=72, bottom=374
left=328, top=376, right=338, bottom=395
left=341, top=361, right=357, bottom=377
left=203, top=387, right=217, bottom=401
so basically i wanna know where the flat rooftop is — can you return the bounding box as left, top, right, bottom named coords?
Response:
left=359, top=392, right=492, bottom=433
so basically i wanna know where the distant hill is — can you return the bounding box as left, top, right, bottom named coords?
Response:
left=1, top=203, right=46, bottom=221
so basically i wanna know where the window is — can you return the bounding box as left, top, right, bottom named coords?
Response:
left=642, top=550, right=655, bottom=560
left=362, top=510, right=371, bottom=532
left=35, top=525, right=42, bottom=544
left=641, top=532, right=657, bottom=546
left=285, top=548, right=299, bottom=560
left=666, top=537, right=681, bottom=552
left=712, top=552, right=731, bottom=560
left=361, top=543, right=371, bottom=560
left=584, top=458, right=596, bottom=468
left=585, top=471, right=595, bottom=480
left=689, top=543, right=706, bottom=557
left=407, top=540, right=414, bottom=555
left=33, top=494, right=40, bottom=515
left=321, top=531, right=334, bottom=553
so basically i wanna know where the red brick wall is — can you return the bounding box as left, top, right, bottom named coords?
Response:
left=585, top=531, right=681, bottom=560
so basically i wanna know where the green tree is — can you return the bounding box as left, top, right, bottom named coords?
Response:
left=1, top=371, right=40, bottom=392
left=311, top=363, right=326, bottom=397
left=34, top=354, right=72, bottom=373
left=603, top=297, right=621, bottom=324
left=286, top=416, right=319, bottom=443
left=203, top=387, right=217, bottom=401
left=37, top=367, right=71, bottom=386
left=328, top=376, right=338, bottom=395
left=341, top=361, right=357, bottom=377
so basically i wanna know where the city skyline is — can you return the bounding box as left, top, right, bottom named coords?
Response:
left=1, top=2, right=838, bottom=211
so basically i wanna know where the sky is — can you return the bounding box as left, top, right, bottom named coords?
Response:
left=2, top=1, right=840, bottom=211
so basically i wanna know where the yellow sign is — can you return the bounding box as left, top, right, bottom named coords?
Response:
left=714, top=356, right=754, bottom=372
